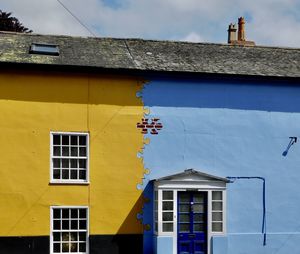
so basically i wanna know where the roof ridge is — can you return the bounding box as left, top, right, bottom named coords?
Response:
left=1, top=31, right=299, bottom=50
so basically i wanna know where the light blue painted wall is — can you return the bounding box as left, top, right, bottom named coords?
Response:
left=211, top=236, right=228, bottom=254
left=217, top=234, right=300, bottom=254
left=141, top=78, right=300, bottom=254
left=156, top=236, right=173, bottom=254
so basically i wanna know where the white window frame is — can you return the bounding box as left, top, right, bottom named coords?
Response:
left=211, top=190, right=226, bottom=234
left=50, top=132, right=89, bottom=184
left=154, top=190, right=158, bottom=234
left=50, top=206, right=89, bottom=254
left=157, top=189, right=177, bottom=236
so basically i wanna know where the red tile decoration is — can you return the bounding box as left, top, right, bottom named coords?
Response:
left=137, top=118, right=163, bottom=135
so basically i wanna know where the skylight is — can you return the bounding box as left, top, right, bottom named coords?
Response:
left=29, top=43, right=59, bottom=56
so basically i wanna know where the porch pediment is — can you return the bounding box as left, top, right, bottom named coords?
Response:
left=154, top=169, right=230, bottom=183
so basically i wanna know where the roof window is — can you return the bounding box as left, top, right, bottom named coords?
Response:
left=29, top=43, right=59, bottom=56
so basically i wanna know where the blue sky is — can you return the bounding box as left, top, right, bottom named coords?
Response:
left=1, top=0, right=300, bottom=47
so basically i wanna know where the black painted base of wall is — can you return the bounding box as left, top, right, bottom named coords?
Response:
left=90, top=235, right=143, bottom=254
left=0, top=234, right=143, bottom=254
left=0, top=236, right=49, bottom=254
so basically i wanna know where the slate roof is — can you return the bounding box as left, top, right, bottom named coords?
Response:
left=0, top=32, right=300, bottom=78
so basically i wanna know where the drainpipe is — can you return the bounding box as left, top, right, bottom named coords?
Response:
left=226, top=176, right=267, bottom=246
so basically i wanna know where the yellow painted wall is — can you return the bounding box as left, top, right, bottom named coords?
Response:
left=0, top=71, right=145, bottom=236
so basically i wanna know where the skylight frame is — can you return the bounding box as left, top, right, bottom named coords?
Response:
left=29, top=43, right=60, bottom=56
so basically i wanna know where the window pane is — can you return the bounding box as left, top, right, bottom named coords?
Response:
left=53, top=159, right=60, bottom=168
left=79, top=136, right=86, bottom=145
left=179, top=204, right=190, bottom=213
left=53, top=220, right=61, bottom=230
left=71, top=147, right=78, bottom=157
left=31, top=44, right=59, bottom=55
left=212, top=222, right=223, bottom=232
left=71, top=135, right=78, bottom=145
left=53, top=209, right=61, bottom=219
left=62, top=147, right=69, bottom=156
left=53, top=232, right=60, bottom=241
left=79, top=232, right=86, bottom=241
left=62, top=243, right=68, bottom=252
left=53, top=146, right=61, bottom=156
left=62, top=135, right=69, bottom=145
left=79, top=147, right=86, bottom=156
left=212, top=212, right=222, bottom=221
left=62, top=170, right=69, bottom=179
left=212, top=191, right=222, bottom=201
left=70, top=232, right=78, bottom=241
left=62, top=209, right=69, bottom=218
left=53, top=243, right=60, bottom=253
left=179, top=193, right=189, bottom=203
left=212, top=202, right=222, bottom=211
left=79, top=243, right=86, bottom=252
left=163, top=191, right=173, bottom=200
left=70, top=242, right=78, bottom=252
left=79, top=209, right=87, bottom=218
left=162, top=223, right=173, bottom=232
left=53, top=169, right=60, bottom=179
left=162, top=212, right=173, bottom=221
left=179, top=214, right=190, bottom=223
left=71, top=220, right=78, bottom=230
left=179, top=223, right=190, bottom=233
left=71, top=209, right=78, bottom=218
left=194, top=223, right=205, bottom=232
left=193, top=204, right=204, bottom=213
left=62, top=220, right=69, bottom=230
left=194, top=214, right=204, bottom=222
left=62, top=159, right=69, bottom=168
left=71, top=170, right=78, bottom=179
left=79, top=220, right=87, bottom=229
left=193, top=194, right=204, bottom=203
left=79, top=170, right=86, bottom=180
left=62, top=232, right=70, bottom=241
left=79, top=159, right=86, bottom=168
left=53, top=135, right=60, bottom=145
left=70, top=159, right=77, bottom=168
left=162, top=201, right=173, bottom=210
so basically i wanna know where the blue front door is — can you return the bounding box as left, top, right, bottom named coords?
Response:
left=178, top=191, right=207, bottom=254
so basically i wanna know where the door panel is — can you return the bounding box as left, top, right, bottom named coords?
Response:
left=178, top=192, right=207, bottom=254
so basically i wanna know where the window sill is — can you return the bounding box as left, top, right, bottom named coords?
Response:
left=49, top=181, right=90, bottom=185
left=211, top=232, right=226, bottom=236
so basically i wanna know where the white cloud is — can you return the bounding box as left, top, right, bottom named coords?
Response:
left=180, top=32, right=204, bottom=43
left=1, top=0, right=300, bottom=47
left=1, top=0, right=93, bottom=36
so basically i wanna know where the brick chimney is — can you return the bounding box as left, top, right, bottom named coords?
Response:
left=238, top=17, right=245, bottom=41
left=228, top=17, right=255, bottom=46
